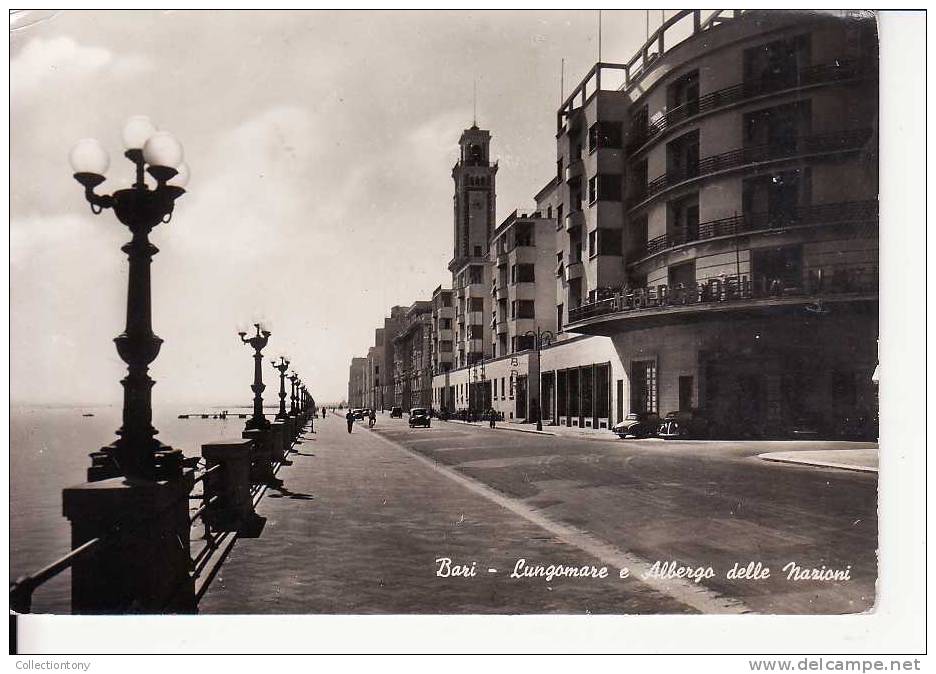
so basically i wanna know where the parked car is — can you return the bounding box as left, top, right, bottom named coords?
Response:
left=612, top=412, right=661, bottom=439
left=409, top=408, right=431, bottom=428
left=362, top=408, right=372, bottom=418
left=352, top=408, right=365, bottom=420
left=390, top=406, right=404, bottom=418
left=658, top=409, right=710, bottom=439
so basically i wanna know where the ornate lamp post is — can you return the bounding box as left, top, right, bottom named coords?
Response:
left=288, top=372, right=299, bottom=416
left=239, top=323, right=271, bottom=431
left=69, top=117, right=189, bottom=481
left=524, top=327, right=555, bottom=431
left=271, top=355, right=290, bottom=421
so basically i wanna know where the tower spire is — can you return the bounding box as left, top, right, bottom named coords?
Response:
left=473, top=78, right=477, bottom=127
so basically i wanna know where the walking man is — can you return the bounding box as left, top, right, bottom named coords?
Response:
left=368, top=408, right=376, bottom=428
left=346, top=409, right=355, bottom=434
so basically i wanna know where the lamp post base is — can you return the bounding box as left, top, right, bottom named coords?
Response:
left=63, top=473, right=196, bottom=614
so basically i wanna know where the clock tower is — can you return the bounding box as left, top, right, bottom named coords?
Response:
left=449, top=124, right=497, bottom=370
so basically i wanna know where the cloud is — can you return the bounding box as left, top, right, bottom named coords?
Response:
left=11, top=35, right=151, bottom=100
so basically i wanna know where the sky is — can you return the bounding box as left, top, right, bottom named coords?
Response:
left=11, top=10, right=655, bottom=406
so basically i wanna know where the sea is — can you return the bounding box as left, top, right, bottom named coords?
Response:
left=10, top=403, right=274, bottom=614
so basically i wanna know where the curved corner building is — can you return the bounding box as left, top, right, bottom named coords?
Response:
left=546, top=10, right=878, bottom=437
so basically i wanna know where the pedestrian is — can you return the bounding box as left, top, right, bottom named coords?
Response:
left=346, top=409, right=355, bottom=434
left=368, top=408, right=376, bottom=428
left=322, top=407, right=326, bottom=419
left=488, top=408, right=496, bottom=428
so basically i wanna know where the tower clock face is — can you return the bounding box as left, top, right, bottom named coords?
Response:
left=469, top=144, right=482, bottom=161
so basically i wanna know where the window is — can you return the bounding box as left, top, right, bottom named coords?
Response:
left=501, top=377, right=506, bottom=400
left=557, top=304, right=564, bottom=332
left=744, top=101, right=810, bottom=150
left=516, top=264, right=535, bottom=283
left=588, top=121, right=623, bottom=152
left=556, top=203, right=564, bottom=230
left=743, top=34, right=810, bottom=90
left=630, top=159, right=648, bottom=201
left=666, top=70, right=700, bottom=120
left=668, top=193, right=700, bottom=241
left=469, top=323, right=485, bottom=338
left=743, top=170, right=808, bottom=222
left=630, top=105, right=649, bottom=140
left=668, top=260, right=696, bottom=288
left=588, top=231, right=597, bottom=257
left=440, top=318, right=452, bottom=329
left=513, top=222, right=534, bottom=247
left=752, top=245, right=803, bottom=288
left=557, top=158, right=563, bottom=182
left=630, top=360, right=657, bottom=413
left=590, top=174, right=622, bottom=203
left=512, top=301, right=535, bottom=320
left=469, top=297, right=484, bottom=312
left=666, top=130, right=700, bottom=180
left=468, top=265, right=483, bottom=284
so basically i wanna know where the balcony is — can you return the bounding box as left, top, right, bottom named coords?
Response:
left=626, top=60, right=865, bottom=154
left=564, top=209, right=585, bottom=231
left=565, top=261, right=584, bottom=281
left=565, top=267, right=878, bottom=335
left=636, top=200, right=878, bottom=261
left=564, top=158, right=584, bottom=182
left=628, top=129, right=874, bottom=209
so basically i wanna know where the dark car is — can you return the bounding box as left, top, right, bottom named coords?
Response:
left=352, top=408, right=365, bottom=420
left=612, top=412, right=661, bottom=439
left=408, top=408, right=431, bottom=428
left=658, top=409, right=710, bottom=439
left=390, top=406, right=404, bottom=418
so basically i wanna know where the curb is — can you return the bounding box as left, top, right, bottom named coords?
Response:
left=758, top=454, right=878, bottom=474
left=440, top=419, right=557, bottom=436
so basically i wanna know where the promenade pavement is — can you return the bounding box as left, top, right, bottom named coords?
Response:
left=198, top=412, right=694, bottom=614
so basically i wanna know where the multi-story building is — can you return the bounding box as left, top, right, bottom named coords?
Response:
left=394, top=10, right=877, bottom=439
left=490, top=206, right=559, bottom=358
left=392, top=301, right=433, bottom=409
left=449, top=125, right=497, bottom=369
left=543, top=9, right=878, bottom=436
left=347, top=357, right=367, bottom=409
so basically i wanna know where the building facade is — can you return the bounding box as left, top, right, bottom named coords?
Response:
left=387, top=10, right=877, bottom=439
left=347, top=357, right=367, bottom=409
left=548, top=9, right=878, bottom=436
left=449, top=125, right=497, bottom=369
left=392, top=301, right=433, bottom=410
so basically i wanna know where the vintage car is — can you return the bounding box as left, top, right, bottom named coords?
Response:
left=658, top=409, right=711, bottom=439
left=408, top=408, right=431, bottom=428
left=389, top=406, right=404, bottom=418
left=612, top=412, right=661, bottom=439
left=352, top=408, right=365, bottom=420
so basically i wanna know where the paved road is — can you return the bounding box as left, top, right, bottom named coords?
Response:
left=198, top=413, right=695, bottom=614
left=373, top=417, right=878, bottom=614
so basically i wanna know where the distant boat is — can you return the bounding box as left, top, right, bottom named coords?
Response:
left=178, top=414, right=189, bottom=419
left=81, top=413, right=94, bottom=417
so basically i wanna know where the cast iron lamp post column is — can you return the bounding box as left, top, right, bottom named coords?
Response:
left=523, top=327, right=554, bottom=431
left=69, top=118, right=190, bottom=481
left=239, top=323, right=271, bottom=431
left=271, top=355, right=290, bottom=421
left=288, top=373, right=299, bottom=416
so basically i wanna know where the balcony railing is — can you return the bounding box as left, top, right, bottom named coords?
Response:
left=626, top=60, right=863, bottom=154
left=629, top=129, right=873, bottom=208
left=638, top=200, right=878, bottom=259
left=567, top=267, right=878, bottom=325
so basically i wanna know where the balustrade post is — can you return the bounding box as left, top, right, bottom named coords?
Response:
left=62, top=473, right=195, bottom=614
left=269, top=421, right=286, bottom=464
left=201, top=439, right=256, bottom=532
left=242, top=427, right=278, bottom=487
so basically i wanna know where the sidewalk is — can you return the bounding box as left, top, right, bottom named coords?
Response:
left=197, top=413, right=692, bottom=614
left=442, top=417, right=618, bottom=440
left=758, top=448, right=878, bottom=473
